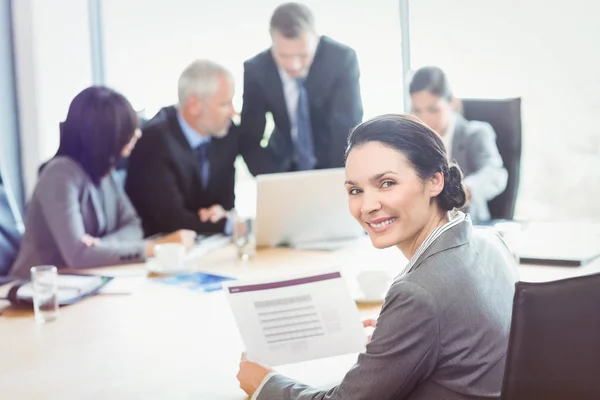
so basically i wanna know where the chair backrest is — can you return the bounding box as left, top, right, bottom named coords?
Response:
left=461, top=98, right=522, bottom=220
left=501, top=273, right=600, bottom=399
left=0, top=171, right=23, bottom=276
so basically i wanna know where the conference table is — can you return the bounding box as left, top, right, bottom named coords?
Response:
left=2, top=234, right=600, bottom=399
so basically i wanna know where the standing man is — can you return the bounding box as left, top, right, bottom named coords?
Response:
left=125, top=60, right=262, bottom=236
left=240, top=2, right=363, bottom=174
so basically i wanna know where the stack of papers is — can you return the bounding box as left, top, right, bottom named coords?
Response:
left=185, top=234, right=231, bottom=260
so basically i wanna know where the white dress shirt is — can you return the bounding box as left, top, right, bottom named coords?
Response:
left=278, top=67, right=300, bottom=142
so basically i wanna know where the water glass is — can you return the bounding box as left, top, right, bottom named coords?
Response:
left=232, top=213, right=256, bottom=261
left=30, top=265, right=59, bottom=323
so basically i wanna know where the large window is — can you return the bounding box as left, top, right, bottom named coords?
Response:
left=0, top=0, right=23, bottom=208
left=101, top=0, right=404, bottom=130
left=12, top=0, right=94, bottom=197
left=409, top=0, right=600, bottom=222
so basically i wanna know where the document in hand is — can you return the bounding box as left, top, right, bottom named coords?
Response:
left=224, top=271, right=366, bottom=366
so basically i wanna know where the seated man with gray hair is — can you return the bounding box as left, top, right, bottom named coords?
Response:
left=126, top=59, right=265, bottom=236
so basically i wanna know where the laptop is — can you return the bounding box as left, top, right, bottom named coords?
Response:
left=517, top=226, right=600, bottom=267
left=255, top=168, right=365, bottom=249
left=519, top=245, right=600, bottom=267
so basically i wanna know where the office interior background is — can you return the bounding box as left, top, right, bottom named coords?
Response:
left=1, top=0, right=599, bottom=223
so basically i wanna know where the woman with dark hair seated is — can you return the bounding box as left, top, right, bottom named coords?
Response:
left=409, top=66, right=508, bottom=223
left=237, top=114, right=517, bottom=400
left=11, top=86, right=195, bottom=278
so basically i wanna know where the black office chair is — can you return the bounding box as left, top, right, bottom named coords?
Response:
left=501, top=273, right=600, bottom=399
left=461, top=98, right=522, bottom=220
left=0, top=171, right=23, bottom=277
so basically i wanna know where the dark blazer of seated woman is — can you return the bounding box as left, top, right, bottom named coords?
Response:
left=10, top=86, right=195, bottom=279
left=237, top=114, right=518, bottom=400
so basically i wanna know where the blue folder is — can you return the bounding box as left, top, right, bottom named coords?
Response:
left=153, top=272, right=235, bottom=293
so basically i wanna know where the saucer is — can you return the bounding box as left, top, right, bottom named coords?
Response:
left=146, top=260, right=189, bottom=275
left=353, top=292, right=385, bottom=305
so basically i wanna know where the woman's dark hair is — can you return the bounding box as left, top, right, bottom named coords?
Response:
left=55, top=86, right=137, bottom=184
left=408, top=66, right=453, bottom=101
left=345, top=114, right=466, bottom=211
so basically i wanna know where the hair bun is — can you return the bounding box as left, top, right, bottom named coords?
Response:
left=438, top=163, right=467, bottom=211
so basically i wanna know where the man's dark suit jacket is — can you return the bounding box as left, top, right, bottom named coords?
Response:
left=125, top=106, right=263, bottom=237
left=240, top=35, right=363, bottom=174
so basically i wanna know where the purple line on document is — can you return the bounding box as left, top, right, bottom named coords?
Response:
left=228, top=272, right=342, bottom=293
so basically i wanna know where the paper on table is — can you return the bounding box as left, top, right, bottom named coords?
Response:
left=224, top=271, right=366, bottom=366
left=185, top=234, right=231, bottom=260
left=99, top=275, right=146, bottom=295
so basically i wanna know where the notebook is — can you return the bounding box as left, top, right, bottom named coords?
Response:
left=7, top=274, right=112, bottom=307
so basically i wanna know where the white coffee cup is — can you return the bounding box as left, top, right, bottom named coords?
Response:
left=357, top=270, right=393, bottom=300
left=153, top=243, right=186, bottom=273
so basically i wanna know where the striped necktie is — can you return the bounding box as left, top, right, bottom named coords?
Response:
left=295, top=77, right=316, bottom=170
left=193, top=141, right=210, bottom=190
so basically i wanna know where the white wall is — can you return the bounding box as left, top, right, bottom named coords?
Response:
left=12, top=0, right=94, bottom=197
left=410, top=0, right=600, bottom=222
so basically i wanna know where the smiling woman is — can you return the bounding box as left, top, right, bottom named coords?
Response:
left=237, top=114, right=518, bottom=400
left=344, top=114, right=466, bottom=255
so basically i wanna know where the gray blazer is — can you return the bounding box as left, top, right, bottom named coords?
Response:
left=258, top=217, right=517, bottom=400
left=11, top=157, right=146, bottom=279
left=451, top=114, right=508, bottom=222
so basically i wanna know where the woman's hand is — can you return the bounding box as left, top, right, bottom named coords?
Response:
left=237, top=352, right=273, bottom=397
left=81, top=234, right=101, bottom=247
left=145, top=229, right=196, bottom=257
left=363, top=319, right=377, bottom=344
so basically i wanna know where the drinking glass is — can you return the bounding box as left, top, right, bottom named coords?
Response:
left=231, top=211, right=256, bottom=261
left=30, top=265, right=59, bottom=323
